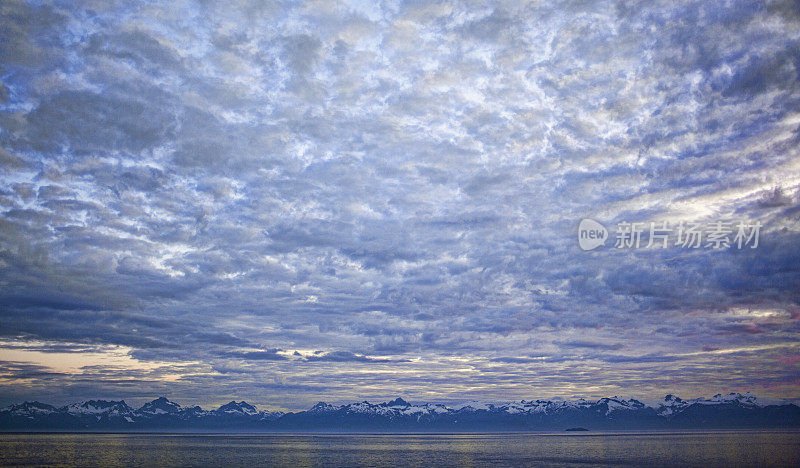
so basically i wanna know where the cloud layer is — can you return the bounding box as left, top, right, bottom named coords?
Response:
left=1, top=0, right=799, bottom=409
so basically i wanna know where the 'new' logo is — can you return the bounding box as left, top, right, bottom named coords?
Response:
left=578, top=219, right=607, bottom=250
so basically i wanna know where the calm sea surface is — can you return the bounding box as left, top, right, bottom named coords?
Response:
left=1, top=431, right=798, bottom=467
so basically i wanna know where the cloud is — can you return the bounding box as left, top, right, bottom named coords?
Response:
left=21, top=90, right=179, bottom=155
left=0, top=0, right=798, bottom=409
left=304, top=351, right=392, bottom=363
left=218, top=349, right=288, bottom=361
left=556, top=341, right=626, bottom=351
left=0, top=361, right=66, bottom=380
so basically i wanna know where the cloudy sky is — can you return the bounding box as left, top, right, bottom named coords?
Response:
left=1, top=0, right=799, bottom=411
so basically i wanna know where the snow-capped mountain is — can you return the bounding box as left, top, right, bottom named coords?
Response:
left=64, top=400, right=134, bottom=417
left=138, top=397, right=182, bottom=415
left=1, top=393, right=797, bottom=431
left=657, top=392, right=759, bottom=416
left=215, top=401, right=258, bottom=416
left=2, top=401, right=59, bottom=418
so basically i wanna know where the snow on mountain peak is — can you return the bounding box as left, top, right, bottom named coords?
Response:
left=309, top=401, right=335, bottom=412
left=595, top=397, right=645, bottom=415
left=216, top=401, right=258, bottom=415
left=139, top=397, right=181, bottom=415
left=63, top=400, right=133, bottom=416
left=709, top=392, right=759, bottom=406
left=3, top=401, right=58, bottom=417
left=383, top=397, right=410, bottom=407
left=657, top=392, right=762, bottom=416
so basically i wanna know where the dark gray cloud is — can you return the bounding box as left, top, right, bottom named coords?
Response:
left=304, top=351, right=393, bottom=363
left=0, top=0, right=799, bottom=410
left=0, top=361, right=66, bottom=380
left=218, top=349, right=288, bottom=361
left=556, top=341, right=626, bottom=351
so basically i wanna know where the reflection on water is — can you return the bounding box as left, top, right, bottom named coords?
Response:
left=1, top=431, right=799, bottom=467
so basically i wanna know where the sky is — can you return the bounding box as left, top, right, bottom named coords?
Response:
left=0, top=0, right=799, bottom=411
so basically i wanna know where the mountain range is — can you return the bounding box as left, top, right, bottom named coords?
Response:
left=2, top=393, right=799, bottom=432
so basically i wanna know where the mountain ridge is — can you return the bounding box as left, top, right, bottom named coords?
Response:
left=2, top=392, right=799, bottom=432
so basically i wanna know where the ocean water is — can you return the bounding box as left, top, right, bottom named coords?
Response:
left=1, top=431, right=798, bottom=467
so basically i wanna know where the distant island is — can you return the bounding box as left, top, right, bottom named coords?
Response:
left=2, top=393, right=799, bottom=432
left=565, top=427, right=589, bottom=431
